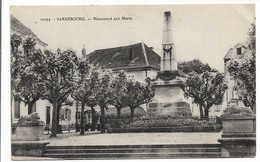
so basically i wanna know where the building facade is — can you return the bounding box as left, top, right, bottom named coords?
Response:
left=223, top=43, right=251, bottom=106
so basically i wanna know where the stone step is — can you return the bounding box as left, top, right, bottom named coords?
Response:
left=45, top=148, right=220, bottom=154
left=47, top=144, right=220, bottom=149
left=44, top=144, right=221, bottom=159
left=43, top=152, right=221, bottom=159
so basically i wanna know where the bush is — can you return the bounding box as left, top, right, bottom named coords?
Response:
left=107, top=117, right=220, bottom=129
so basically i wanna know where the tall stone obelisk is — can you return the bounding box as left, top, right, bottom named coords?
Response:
left=148, top=11, right=191, bottom=117
left=161, top=11, right=177, bottom=71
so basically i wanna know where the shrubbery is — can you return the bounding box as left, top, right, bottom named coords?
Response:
left=107, top=117, right=221, bottom=129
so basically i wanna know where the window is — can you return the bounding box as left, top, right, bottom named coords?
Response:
left=77, top=112, right=81, bottom=120
left=143, top=71, right=148, bottom=78
left=59, top=109, right=64, bottom=120
left=46, top=106, right=50, bottom=125
left=14, top=100, right=20, bottom=118
left=66, top=109, right=71, bottom=121
left=215, top=105, right=221, bottom=112
left=127, top=74, right=135, bottom=81
left=237, top=48, right=242, bottom=54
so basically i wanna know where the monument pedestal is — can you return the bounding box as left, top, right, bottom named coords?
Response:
left=218, top=106, right=256, bottom=157
left=13, top=122, right=45, bottom=141
left=218, top=138, right=256, bottom=158
left=148, top=78, right=191, bottom=117
left=12, top=141, right=50, bottom=157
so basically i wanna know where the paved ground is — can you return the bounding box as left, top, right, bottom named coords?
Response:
left=45, top=131, right=222, bottom=146
left=11, top=156, right=57, bottom=160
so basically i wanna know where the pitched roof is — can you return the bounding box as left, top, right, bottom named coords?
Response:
left=86, top=42, right=160, bottom=70
left=10, top=15, right=48, bottom=46
left=234, top=43, right=247, bottom=49
left=223, top=42, right=248, bottom=61
left=223, top=48, right=234, bottom=61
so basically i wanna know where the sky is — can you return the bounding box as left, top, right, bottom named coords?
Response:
left=11, top=5, right=255, bottom=72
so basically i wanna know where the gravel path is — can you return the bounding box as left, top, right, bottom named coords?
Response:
left=45, top=131, right=222, bottom=146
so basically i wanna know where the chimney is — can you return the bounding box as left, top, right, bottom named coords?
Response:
left=82, top=44, right=87, bottom=58
left=160, top=11, right=177, bottom=71
left=129, top=48, right=134, bottom=60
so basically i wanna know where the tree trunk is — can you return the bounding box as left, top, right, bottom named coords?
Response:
left=204, top=108, right=209, bottom=121
left=50, top=99, right=58, bottom=138
left=57, top=106, right=62, bottom=134
left=80, top=101, right=85, bottom=135
left=199, top=104, right=203, bottom=117
left=130, top=108, right=135, bottom=118
left=75, top=101, right=80, bottom=132
left=91, top=106, right=96, bottom=131
left=28, top=103, right=33, bottom=114
left=100, top=105, right=105, bottom=133
left=117, top=108, right=121, bottom=119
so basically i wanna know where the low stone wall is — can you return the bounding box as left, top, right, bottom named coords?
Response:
left=12, top=141, right=50, bottom=157
left=107, top=125, right=222, bottom=133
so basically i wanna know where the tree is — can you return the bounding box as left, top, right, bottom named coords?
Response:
left=126, top=78, right=155, bottom=118
left=56, top=98, right=73, bottom=133
left=84, top=67, right=100, bottom=131
left=185, top=72, right=227, bottom=118
left=11, top=34, right=22, bottom=57
left=178, top=59, right=216, bottom=74
left=11, top=37, right=45, bottom=114
left=110, top=71, right=128, bottom=118
left=96, top=69, right=114, bottom=133
left=42, top=49, right=78, bottom=137
left=11, top=34, right=22, bottom=93
left=71, top=59, right=91, bottom=135
left=227, top=22, right=256, bottom=113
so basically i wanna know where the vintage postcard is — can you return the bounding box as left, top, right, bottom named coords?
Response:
left=7, top=4, right=256, bottom=160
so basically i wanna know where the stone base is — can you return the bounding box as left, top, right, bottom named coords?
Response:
left=148, top=101, right=191, bottom=117
left=217, top=138, right=256, bottom=158
left=222, top=133, right=256, bottom=138
left=149, top=78, right=191, bottom=117
left=14, top=121, right=45, bottom=141
left=12, top=141, right=50, bottom=157
left=222, top=117, right=256, bottom=134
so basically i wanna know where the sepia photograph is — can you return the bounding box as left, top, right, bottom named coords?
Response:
left=6, top=4, right=256, bottom=160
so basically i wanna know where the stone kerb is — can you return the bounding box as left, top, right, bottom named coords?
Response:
left=12, top=112, right=50, bottom=157
left=218, top=105, right=256, bottom=157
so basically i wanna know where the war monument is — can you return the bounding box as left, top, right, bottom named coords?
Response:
left=148, top=11, right=191, bottom=117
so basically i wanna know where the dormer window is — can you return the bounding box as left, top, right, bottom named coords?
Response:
left=129, top=48, right=134, bottom=60
left=237, top=48, right=242, bottom=55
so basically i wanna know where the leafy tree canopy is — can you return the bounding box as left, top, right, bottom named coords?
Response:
left=178, top=59, right=216, bottom=74
left=125, top=77, right=155, bottom=118
left=185, top=72, right=227, bottom=117
left=110, top=71, right=129, bottom=118
left=11, top=36, right=45, bottom=114
left=42, top=48, right=78, bottom=137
